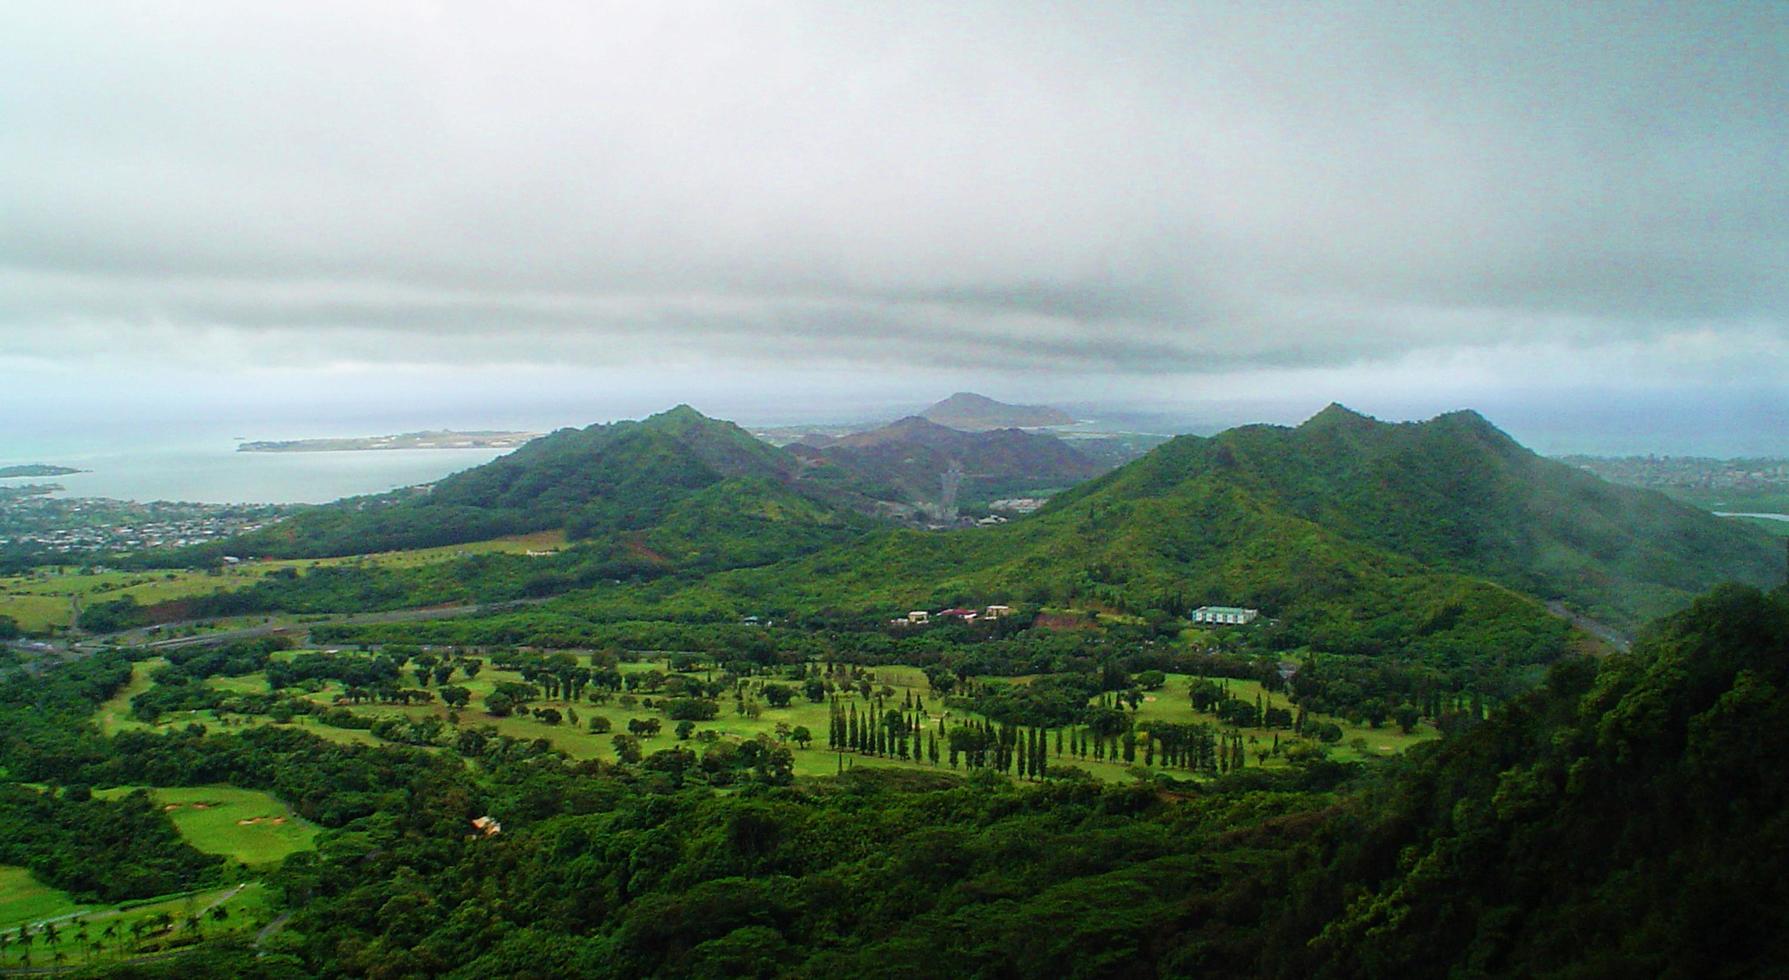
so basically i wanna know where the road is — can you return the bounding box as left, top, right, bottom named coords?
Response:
left=1546, top=601, right=1632, bottom=653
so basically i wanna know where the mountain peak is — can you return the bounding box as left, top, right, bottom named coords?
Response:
left=1300, top=402, right=1378, bottom=429
left=921, top=392, right=1073, bottom=430
left=649, top=403, right=710, bottom=422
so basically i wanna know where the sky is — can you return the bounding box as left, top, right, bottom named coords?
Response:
left=3, top=2, right=1786, bottom=451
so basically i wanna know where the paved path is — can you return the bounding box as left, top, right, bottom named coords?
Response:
left=1546, top=601, right=1632, bottom=652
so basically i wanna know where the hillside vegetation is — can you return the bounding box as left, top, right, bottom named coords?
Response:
left=168, top=407, right=875, bottom=563
left=1092, top=404, right=1782, bottom=629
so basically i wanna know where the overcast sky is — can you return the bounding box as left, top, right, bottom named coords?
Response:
left=3, top=2, right=1785, bottom=443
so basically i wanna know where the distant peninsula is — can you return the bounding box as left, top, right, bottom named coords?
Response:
left=0, top=464, right=83, bottom=478
left=237, top=430, right=542, bottom=453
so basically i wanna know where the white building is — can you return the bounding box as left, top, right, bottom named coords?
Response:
left=1191, top=606, right=1259, bottom=626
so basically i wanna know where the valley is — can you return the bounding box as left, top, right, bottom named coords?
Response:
left=1, top=400, right=1784, bottom=978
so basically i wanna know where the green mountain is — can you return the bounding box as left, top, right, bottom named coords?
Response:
left=1101, top=403, right=1781, bottom=629
left=190, top=405, right=875, bottom=561
left=608, top=406, right=1778, bottom=668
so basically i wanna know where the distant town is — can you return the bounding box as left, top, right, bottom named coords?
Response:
left=0, top=488, right=289, bottom=559
left=1562, top=455, right=1789, bottom=493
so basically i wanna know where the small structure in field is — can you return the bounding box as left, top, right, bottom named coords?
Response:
left=1191, top=606, right=1259, bottom=626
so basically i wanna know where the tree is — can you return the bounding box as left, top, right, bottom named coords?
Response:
left=1394, top=702, right=1422, bottom=734
left=439, top=685, right=472, bottom=709
left=791, top=725, right=813, bottom=748
left=612, top=734, right=643, bottom=764
left=484, top=692, right=515, bottom=717
left=762, top=684, right=794, bottom=708
left=666, top=698, right=720, bottom=721
left=675, top=720, right=696, bottom=740
left=628, top=717, right=662, bottom=737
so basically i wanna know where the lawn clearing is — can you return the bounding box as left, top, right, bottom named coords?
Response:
left=0, top=866, right=85, bottom=931
left=91, top=787, right=318, bottom=867
left=0, top=530, right=569, bottom=635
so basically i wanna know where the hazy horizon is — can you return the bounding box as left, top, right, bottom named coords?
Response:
left=4, top=3, right=1785, bottom=461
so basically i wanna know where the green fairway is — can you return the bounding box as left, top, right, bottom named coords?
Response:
left=0, top=866, right=85, bottom=931
left=0, top=530, right=568, bottom=633
left=93, top=658, right=164, bottom=735
left=90, top=787, right=318, bottom=867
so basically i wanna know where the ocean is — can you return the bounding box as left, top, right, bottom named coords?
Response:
left=1, top=427, right=513, bottom=505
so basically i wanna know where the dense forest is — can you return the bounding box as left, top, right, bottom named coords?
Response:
left=3, top=584, right=1786, bottom=977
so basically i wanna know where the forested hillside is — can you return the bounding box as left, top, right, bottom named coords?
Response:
left=1084, top=404, right=1780, bottom=629
left=168, top=406, right=877, bottom=562
left=1265, top=582, right=1789, bottom=976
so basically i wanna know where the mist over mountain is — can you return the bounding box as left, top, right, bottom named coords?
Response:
left=792, top=416, right=1105, bottom=518
left=919, top=393, right=1076, bottom=430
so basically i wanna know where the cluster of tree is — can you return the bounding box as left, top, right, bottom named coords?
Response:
left=264, top=650, right=401, bottom=690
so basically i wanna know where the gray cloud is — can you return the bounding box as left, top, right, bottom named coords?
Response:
left=1, top=1, right=1784, bottom=393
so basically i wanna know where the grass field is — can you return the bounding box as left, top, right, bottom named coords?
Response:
left=0, top=593, right=69, bottom=632
left=116, top=645, right=1434, bottom=781
left=94, top=658, right=164, bottom=735
left=0, top=530, right=567, bottom=632
left=90, top=787, right=318, bottom=868
left=0, top=866, right=85, bottom=931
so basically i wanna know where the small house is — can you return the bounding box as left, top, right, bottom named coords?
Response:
left=1191, top=606, right=1259, bottom=626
